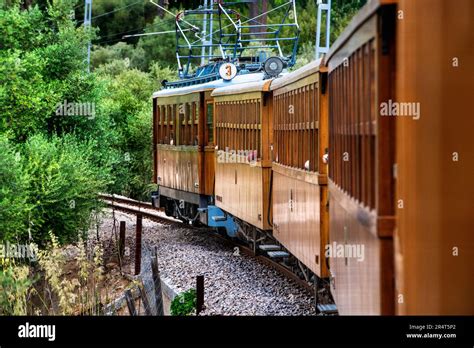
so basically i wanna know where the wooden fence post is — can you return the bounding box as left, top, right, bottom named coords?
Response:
left=119, top=221, right=126, bottom=259
left=196, top=275, right=204, bottom=315
left=135, top=214, right=142, bottom=275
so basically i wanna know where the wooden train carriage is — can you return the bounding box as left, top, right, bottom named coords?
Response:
left=152, top=74, right=265, bottom=217
left=270, top=59, right=329, bottom=278
left=152, top=88, right=213, bottom=212
left=395, top=0, right=474, bottom=314
left=325, top=0, right=397, bottom=314
left=211, top=80, right=273, bottom=231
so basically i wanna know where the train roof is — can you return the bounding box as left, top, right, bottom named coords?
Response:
left=211, top=79, right=274, bottom=97
left=325, top=0, right=395, bottom=67
left=152, top=72, right=266, bottom=99
left=270, top=58, right=324, bottom=91
left=211, top=58, right=327, bottom=97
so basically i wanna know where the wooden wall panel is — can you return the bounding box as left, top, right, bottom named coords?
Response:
left=214, top=91, right=272, bottom=230
left=271, top=64, right=329, bottom=279
left=272, top=165, right=329, bottom=277
left=329, top=182, right=383, bottom=314
left=153, top=92, right=216, bottom=201
left=156, top=145, right=201, bottom=194
left=215, top=162, right=271, bottom=230
left=395, top=0, right=474, bottom=314
left=326, top=2, right=397, bottom=314
left=203, top=148, right=215, bottom=196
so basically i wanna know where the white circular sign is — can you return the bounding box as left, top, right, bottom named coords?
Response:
left=219, top=63, right=237, bottom=81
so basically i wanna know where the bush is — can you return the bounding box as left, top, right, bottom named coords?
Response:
left=0, top=260, right=32, bottom=316
left=21, top=134, right=108, bottom=245
left=149, top=62, right=177, bottom=89
left=171, top=289, right=197, bottom=316
left=0, top=135, right=30, bottom=242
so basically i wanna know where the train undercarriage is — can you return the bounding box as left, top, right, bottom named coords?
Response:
left=152, top=185, right=336, bottom=314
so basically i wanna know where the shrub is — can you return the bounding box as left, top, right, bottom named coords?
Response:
left=170, top=289, right=197, bottom=316
left=0, top=259, right=32, bottom=315
left=0, top=233, right=108, bottom=316
left=0, top=135, right=30, bottom=242
left=21, top=134, right=108, bottom=245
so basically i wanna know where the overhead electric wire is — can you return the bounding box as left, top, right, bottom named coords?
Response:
left=149, top=0, right=200, bottom=31
left=78, top=0, right=146, bottom=24
left=94, top=16, right=176, bottom=42
left=190, top=0, right=295, bottom=46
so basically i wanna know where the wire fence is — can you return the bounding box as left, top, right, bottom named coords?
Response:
left=104, top=246, right=165, bottom=316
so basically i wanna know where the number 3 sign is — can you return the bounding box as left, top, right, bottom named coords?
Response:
left=219, top=62, right=237, bottom=81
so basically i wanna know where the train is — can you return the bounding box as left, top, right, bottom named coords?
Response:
left=151, top=0, right=473, bottom=315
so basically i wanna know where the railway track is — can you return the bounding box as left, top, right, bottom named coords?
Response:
left=99, top=194, right=179, bottom=227
left=99, top=194, right=315, bottom=295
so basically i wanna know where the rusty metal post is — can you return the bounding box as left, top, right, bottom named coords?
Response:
left=135, top=214, right=142, bottom=275
left=139, top=280, right=152, bottom=316
left=151, top=247, right=164, bottom=316
left=119, top=221, right=126, bottom=258
left=196, top=275, right=204, bottom=315
left=125, top=289, right=137, bottom=316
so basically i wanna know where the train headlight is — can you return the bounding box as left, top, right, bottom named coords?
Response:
left=263, top=57, right=286, bottom=78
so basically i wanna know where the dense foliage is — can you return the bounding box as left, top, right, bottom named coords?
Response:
left=0, top=1, right=157, bottom=245
left=0, top=0, right=364, bottom=247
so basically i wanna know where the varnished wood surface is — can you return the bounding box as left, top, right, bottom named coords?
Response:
left=270, top=59, right=322, bottom=92
left=395, top=0, right=474, bottom=315
left=273, top=165, right=328, bottom=277
left=156, top=145, right=201, bottom=194
left=214, top=90, right=273, bottom=230
left=270, top=58, right=330, bottom=278
left=325, top=0, right=397, bottom=68
left=329, top=181, right=394, bottom=314
left=215, top=162, right=271, bottom=231
left=273, top=80, right=320, bottom=171
left=327, top=2, right=396, bottom=314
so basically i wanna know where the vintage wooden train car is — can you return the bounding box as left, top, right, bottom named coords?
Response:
left=211, top=79, right=274, bottom=240
left=270, top=59, right=329, bottom=279
left=152, top=74, right=266, bottom=233
left=150, top=0, right=473, bottom=315
left=325, top=0, right=397, bottom=314
left=394, top=0, right=474, bottom=314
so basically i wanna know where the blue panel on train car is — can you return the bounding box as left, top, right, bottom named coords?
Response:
left=206, top=205, right=238, bottom=237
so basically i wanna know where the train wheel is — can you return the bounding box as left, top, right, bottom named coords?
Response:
left=164, top=200, right=174, bottom=217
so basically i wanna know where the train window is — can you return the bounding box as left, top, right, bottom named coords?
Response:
left=193, top=102, right=199, bottom=145
left=273, top=84, right=318, bottom=172
left=253, top=101, right=262, bottom=158
left=170, top=104, right=176, bottom=145
left=178, top=103, right=184, bottom=145
left=164, top=105, right=169, bottom=144
left=214, top=99, right=264, bottom=160
left=328, top=41, right=376, bottom=210
left=206, top=102, right=214, bottom=145
left=184, top=103, right=190, bottom=146
left=158, top=104, right=162, bottom=145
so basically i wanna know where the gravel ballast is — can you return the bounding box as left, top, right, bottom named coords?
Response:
left=96, top=208, right=316, bottom=316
